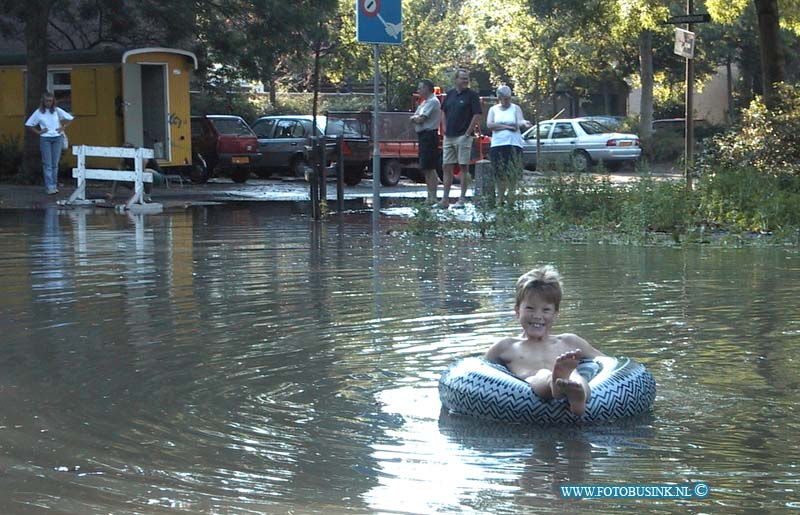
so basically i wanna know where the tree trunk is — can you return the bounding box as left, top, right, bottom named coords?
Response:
left=268, top=77, right=277, bottom=108
left=725, top=55, right=734, bottom=124
left=19, top=2, right=54, bottom=184
left=754, top=0, right=785, bottom=108
left=638, top=30, right=654, bottom=148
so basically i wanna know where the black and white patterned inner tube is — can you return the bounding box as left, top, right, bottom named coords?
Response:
left=439, top=356, right=656, bottom=425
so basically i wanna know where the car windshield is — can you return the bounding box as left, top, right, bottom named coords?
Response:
left=579, top=120, right=612, bottom=135
left=211, top=118, right=255, bottom=136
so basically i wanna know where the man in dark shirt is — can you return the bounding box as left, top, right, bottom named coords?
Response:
left=440, top=68, right=482, bottom=208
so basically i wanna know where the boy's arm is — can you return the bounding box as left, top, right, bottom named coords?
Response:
left=484, top=338, right=512, bottom=364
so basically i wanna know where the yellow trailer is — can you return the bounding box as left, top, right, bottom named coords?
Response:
left=0, top=47, right=197, bottom=172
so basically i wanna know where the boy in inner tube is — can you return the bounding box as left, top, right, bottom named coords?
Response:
left=484, top=265, right=605, bottom=416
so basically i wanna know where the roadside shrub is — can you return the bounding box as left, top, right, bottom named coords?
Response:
left=620, top=174, right=692, bottom=233
left=644, top=129, right=684, bottom=162
left=695, top=165, right=800, bottom=232
left=0, top=134, right=22, bottom=179
left=698, top=82, right=800, bottom=178
left=538, top=174, right=621, bottom=227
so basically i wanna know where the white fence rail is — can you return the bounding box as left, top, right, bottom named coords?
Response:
left=66, top=145, right=160, bottom=212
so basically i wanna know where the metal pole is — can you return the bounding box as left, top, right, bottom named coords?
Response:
left=318, top=136, right=326, bottom=209
left=685, top=0, right=695, bottom=189
left=372, top=44, right=380, bottom=225
left=310, top=137, right=320, bottom=220
left=337, top=136, right=344, bottom=212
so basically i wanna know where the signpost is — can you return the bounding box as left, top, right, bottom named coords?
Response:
left=356, top=0, right=402, bottom=223
left=664, top=5, right=711, bottom=189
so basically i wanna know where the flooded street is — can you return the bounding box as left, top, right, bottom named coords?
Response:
left=1, top=204, right=799, bottom=514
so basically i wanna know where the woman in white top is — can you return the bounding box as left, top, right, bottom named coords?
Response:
left=25, top=92, right=74, bottom=194
left=486, top=85, right=530, bottom=206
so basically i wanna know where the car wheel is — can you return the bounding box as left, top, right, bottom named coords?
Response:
left=255, top=168, right=272, bottom=179
left=571, top=150, right=592, bottom=172
left=290, top=156, right=306, bottom=178
left=344, top=167, right=363, bottom=186
left=230, top=168, right=249, bottom=183
left=380, top=159, right=402, bottom=187
left=189, top=163, right=209, bottom=184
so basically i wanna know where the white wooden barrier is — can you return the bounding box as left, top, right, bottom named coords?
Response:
left=65, top=145, right=161, bottom=212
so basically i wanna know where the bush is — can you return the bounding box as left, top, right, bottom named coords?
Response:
left=644, top=129, right=684, bottom=162
left=0, top=134, right=22, bottom=180
left=698, top=82, right=800, bottom=178
left=695, top=165, right=800, bottom=232
left=620, top=174, right=691, bottom=233
left=539, top=174, right=621, bottom=227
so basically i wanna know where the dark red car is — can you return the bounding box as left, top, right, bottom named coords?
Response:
left=191, top=115, right=261, bottom=183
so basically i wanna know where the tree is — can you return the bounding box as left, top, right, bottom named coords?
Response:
left=613, top=0, right=671, bottom=145
left=1, top=0, right=58, bottom=183
left=707, top=0, right=798, bottom=108
left=196, top=0, right=338, bottom=108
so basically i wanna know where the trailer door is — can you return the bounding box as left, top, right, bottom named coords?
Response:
left=122, top=63, right=144, bottom=147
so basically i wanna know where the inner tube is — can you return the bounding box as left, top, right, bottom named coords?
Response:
left=438, top=356, right=656, bottom=425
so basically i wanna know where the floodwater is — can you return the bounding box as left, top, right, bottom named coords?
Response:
left=0, top=204, right=798, bottom=514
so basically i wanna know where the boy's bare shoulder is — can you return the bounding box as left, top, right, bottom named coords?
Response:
left=485, top=336, right=521, bottom=363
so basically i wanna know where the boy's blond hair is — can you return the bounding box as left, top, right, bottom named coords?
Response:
left=515, top=265, right=563, bottom=310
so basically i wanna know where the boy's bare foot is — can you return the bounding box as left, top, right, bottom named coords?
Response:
left=555, top=378, right=587, bottom=416
left=551, top=350, right=582, bottom=399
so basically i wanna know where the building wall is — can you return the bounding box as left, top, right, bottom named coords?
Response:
left=628, top=64, right=739, bottom=125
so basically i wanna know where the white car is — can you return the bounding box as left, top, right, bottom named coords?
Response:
left=521, top=118, right=641, bottom=171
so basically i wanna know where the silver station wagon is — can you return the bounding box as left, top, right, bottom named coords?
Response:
left=521, top=118, right=641, bottom=171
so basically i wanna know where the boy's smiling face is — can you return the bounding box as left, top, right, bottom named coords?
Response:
left=516, top=291, right=558, bottom=341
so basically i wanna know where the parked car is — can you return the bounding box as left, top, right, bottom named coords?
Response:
left=582, top=115, right=625, bottom=130
left=521, top=118, right=641, bottom=172
left=191, top=115, right=261, bottom=183
left=250, top=114, right=371, bottom=185
left=652, top=118, right=717, bottom=138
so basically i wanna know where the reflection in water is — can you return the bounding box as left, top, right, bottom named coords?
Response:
left=0, top=204, right=798, bottom=513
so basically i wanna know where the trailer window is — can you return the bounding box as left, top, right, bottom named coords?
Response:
left=48, top=70, right=71, bottom=112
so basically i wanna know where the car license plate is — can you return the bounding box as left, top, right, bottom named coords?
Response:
left=232, top=156, right=250, bottom=164
left=619, top=141, right=632, bottom=147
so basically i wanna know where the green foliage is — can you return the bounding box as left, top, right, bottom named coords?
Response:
left=0, top=134, right=22, bottom=180
left=257, top=93, right=376, bottom=116
left=536, top=172, right=692, bottom=239
left=695, top=165, right=800, bottom=232
left=644, top=129, right=684, bottom=162
left=538, top=174, right=621, bottom=227
left=191, top=89, right=260, bottom=121
left=619, top=174, right=690, bottom=233
left=698, top=83, right=800, bottom=178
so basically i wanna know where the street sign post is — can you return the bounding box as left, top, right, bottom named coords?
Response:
left=355, top=0, right=402, bottom=224
left=664, top=5, right=712, bottom=189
